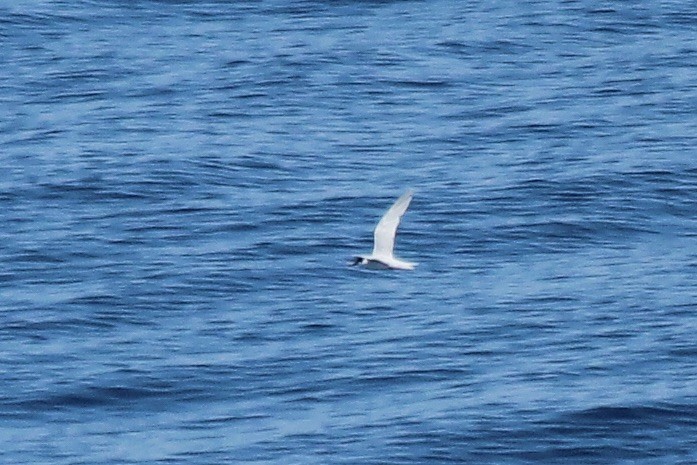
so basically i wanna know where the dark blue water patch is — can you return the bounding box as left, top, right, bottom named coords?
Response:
left=1, top=1, right=696, bottom=464
left=360, top=402, right=697, bottom=464
left=510, top=404, right=697, bottom=463
left=566, top=404, right=697, bottom=430
left=10, top=376, right=209, bottom=417
left=22, top=386, right=163, bottom=411
left=3, top=314, right=120, bottom=338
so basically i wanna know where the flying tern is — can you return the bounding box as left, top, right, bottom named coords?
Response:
left=351, top=189, right=416, bottom=270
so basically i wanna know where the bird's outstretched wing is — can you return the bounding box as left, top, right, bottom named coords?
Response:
left=372, top=190, right=413, bottom=258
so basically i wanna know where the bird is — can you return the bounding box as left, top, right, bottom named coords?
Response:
left=351, top=189, right=416, bottom=270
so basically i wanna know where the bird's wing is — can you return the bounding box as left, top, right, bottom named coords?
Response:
left=372, top=189, right=413, bottom=258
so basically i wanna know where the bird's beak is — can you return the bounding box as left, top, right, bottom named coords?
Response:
left=349, top=257, right=361, bottom=266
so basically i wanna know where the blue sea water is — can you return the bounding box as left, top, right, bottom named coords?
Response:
left=1, top=1, right=696, bottom=463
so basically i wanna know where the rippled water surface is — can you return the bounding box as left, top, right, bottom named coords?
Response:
left=1, top=1, right=696, bottom=464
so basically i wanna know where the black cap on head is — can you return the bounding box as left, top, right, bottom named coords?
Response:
left=350, top=256, right=362, bottom=266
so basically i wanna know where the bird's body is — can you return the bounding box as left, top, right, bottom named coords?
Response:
left=353, top=256, right=416, bottom=271
left=352, top=190, right=416, bottom=271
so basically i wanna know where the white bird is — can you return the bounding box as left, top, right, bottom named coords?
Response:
left=351, top=189, right=416, bottom=270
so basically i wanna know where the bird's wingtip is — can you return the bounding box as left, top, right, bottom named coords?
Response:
left=401, top=188, right=415, bottom=200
